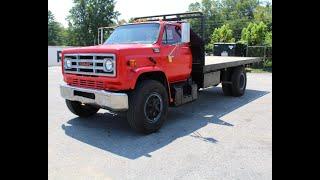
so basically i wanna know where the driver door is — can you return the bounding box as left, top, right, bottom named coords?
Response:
left=160, top=24, right=192, bottom=83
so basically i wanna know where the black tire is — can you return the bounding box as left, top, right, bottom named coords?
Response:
left=65, top=100, right=100, bottom=117
left=127, top=80, right=168, bottom=134
left=230, top=66, right=247, bottom=97
left=222, top=83, right=232, bottom=96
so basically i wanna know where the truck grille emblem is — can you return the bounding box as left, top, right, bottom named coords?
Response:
left=79, top=62, right=92, bottom=66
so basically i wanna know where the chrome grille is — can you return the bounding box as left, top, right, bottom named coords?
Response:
left=63, top=53, right=116, bottom=77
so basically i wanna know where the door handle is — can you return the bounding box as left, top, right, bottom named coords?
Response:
left=168, top=55, right=174, bottom=63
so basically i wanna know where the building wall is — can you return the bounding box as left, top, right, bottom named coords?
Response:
left=48, top=46, right=75, bottom=67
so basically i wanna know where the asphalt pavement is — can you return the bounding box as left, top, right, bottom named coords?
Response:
left=48, top=66, right=272, bottom=180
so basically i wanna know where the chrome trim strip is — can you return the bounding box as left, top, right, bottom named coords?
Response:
left=63, top=71, right=114, bottom=76
left=60, top=84, right=128, bottom=111
left=64, top=53, right=115, bottom=56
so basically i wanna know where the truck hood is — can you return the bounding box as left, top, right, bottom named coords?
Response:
left=62, top=44, right=156, bottom=54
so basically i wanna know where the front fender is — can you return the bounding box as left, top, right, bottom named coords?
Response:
left=127, top=66, right=166, bottom=89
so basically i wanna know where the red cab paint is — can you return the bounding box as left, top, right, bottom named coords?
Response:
left=62, top=21, right=192, bottom=92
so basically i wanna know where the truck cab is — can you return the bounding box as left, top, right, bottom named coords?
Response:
left=60, top=12, right=260, bottom=134
left=62, top=21, right=191, bottom=90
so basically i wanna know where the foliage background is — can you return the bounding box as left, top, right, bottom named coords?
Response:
left=48, top=0, right=272, bottom=48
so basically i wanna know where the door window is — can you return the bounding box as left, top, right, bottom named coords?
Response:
left=162, top=25, right=181, bottom=45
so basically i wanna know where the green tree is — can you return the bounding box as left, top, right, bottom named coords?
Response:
left=187, top=0, right=267, bottom=42
left=264, top=31, right=272, bottom=46
left=210, top=24, right=235, bottom=43
left=220, top=0, right=259, bottom=40
left=62, top=22, right=77, bottom=46
left=254, top=3, right=272, bottom=31
left=188, top=0, right=223, bottom=43
left=128, top=17, right=135, bottom=23
left=240, top=22, right=268, bottom=45
left=186, top=0, right=272, bottom=53
left=205, top=24, right=235, bottom=53
left=67, top=0, right=119, bottom=46
left=48, top=10, right=64, bottom=45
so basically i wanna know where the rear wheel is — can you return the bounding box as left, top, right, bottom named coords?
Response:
left=222, top=83, right=232, bottom=96
left=222, top=67, right=247, bottom=97
left=222, top=69, right=233, bottom=96
left=127, top=80, right=168, bottom=134
left=230, top=66, right=247, bottom=97
left=65, top=100, right=100, bottom=117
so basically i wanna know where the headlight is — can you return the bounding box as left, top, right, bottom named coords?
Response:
left=65, top=59, right=72, bottom=69
left=104, top=59, right=114, bottom=72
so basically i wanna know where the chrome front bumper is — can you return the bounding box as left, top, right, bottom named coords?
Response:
left=60, top=84, right=128, bottom=111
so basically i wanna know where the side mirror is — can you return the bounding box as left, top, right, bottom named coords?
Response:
left=181, top=23, right=190, bottom=43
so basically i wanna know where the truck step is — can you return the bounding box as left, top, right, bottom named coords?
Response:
left=172, top=82, right=198, bottom=106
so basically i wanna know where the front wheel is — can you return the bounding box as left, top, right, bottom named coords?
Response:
left=127, top=80, right=168, bottom=134
left=65, top=100, right=100, bottom=117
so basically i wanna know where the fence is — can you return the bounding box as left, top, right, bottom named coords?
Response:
left=246, top=46, right=272, bottom=61
left=246, top=45, right=272, bottom=69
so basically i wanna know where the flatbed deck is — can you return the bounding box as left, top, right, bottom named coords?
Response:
left=203, top=56, right=261, bottom=73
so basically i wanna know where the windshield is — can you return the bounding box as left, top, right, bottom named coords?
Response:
left=104, top=23, right=160, bottom=44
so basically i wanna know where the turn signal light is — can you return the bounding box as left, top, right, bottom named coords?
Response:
left=128, top=59, right=137, bottom=68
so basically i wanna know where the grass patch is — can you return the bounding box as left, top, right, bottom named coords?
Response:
left=246, top=59, right=272, bottom=73
left=246, top=67, right=272, bottom=73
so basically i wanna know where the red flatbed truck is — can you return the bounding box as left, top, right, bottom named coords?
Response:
left=60, top=12, right=261, bottom=134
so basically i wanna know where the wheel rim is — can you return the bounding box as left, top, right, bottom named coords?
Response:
left=144, top=92, right=163, bottom=123
left=239, top=73, right=245, bottom=90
